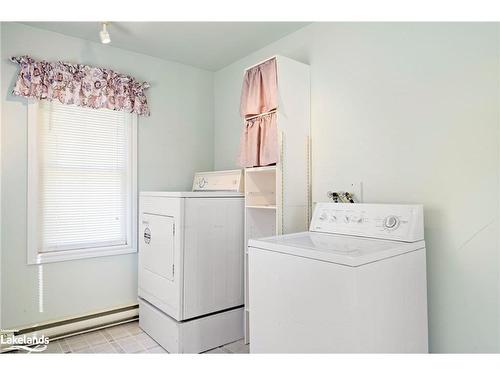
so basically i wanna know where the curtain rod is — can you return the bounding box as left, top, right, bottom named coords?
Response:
left=245, top=109, right=277, bottom=121
left=244, top=55, right=278, bottom=71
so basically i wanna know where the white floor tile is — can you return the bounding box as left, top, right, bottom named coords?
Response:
left=58, top=340, right=71, bottom=353
left=64, top=335, right=89, bottom=352
left=204, top=347, right=228, bottom=354
left=92, top=342, right=117, bottom=354
left=30, top=321, right=248, bottom=355
left=111, top=342, right=125, bottom=353
left=115, top=336, right=145, bottom=353
left=122, top=321, right=142, bottom=336
left=101, top=330, right=113, bottom=341
left=82, top=331, right=107, bottom=346
left=74, top=347, right=94, bottom=353
left=63, top=334, right=86, bottom=345
left=135, top=332, right=158, bottom=349
left=44, top=341, right=63, bottom=353
left=223, top=339, right=249, bottom=353
left=105, top=325, right=130, bottom=341
left=146, top=346, right=168, bottom=354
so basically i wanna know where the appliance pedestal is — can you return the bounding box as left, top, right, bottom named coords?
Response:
left=139, top=299, right=243, bottom=353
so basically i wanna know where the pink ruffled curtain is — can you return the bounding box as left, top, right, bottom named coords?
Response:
left=238, top=112, right=278, bottom=167
left=240, top=58, right=278, bottom=118
left=238, top=58, right=278, bottom=167
left=10, top=56, right=150, bottom=116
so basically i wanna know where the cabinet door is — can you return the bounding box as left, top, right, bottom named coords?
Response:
left=139, top=213, right=175, bottom=309
left=141, top=213, right=175, bottom=281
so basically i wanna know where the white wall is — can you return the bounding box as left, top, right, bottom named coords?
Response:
left=214, top=23, right=500, bottom=353
left=1, top=22, right=214, bottom=329
left=0, top=22, right=3, bottom=330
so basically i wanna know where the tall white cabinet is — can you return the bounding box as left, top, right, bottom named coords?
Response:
left=244, top=56, right=311, bottom=343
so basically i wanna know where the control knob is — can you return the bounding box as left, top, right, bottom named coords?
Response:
left=197, top=177, right=208, bottom=188
left=383, top=215, right=400, bottom=230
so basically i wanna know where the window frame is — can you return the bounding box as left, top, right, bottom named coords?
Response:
left=27, top=101, right=138, bottom=265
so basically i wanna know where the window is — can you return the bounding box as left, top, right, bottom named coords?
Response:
left=27, top=101, right=137, bottom=264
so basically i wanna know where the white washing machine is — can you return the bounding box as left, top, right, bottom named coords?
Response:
left=138, top=170, right=245, bottom=353
left=248, top=203, right=428, bottom=353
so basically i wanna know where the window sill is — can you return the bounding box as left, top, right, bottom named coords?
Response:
left=28, top=245, right=137, bottom=265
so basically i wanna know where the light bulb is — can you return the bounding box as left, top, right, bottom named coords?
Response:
left=100, top=23, right=111, bottom=44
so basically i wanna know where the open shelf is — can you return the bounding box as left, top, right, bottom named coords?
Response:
left=245, top=192, right=276, bottom=207
left=246, top=205, right=277, bottom=210
left=244, top=165, right=276, bottom=173
left=245, top=167, right=276, bottom=207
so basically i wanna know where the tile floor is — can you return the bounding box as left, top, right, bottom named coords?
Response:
left=37, top=320, right=249, bottom=354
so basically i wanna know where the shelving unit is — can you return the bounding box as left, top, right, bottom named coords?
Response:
left=243, top=56, right=311, bottom=344
left=244, top=167, right=278, bottom=341
left=244, top=165, right=277, bottom=238
left=245, top=205, right=276, bottom=210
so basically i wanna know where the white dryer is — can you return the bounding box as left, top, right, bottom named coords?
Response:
left=138, top=170, right=245, bottom=353
left=248, top=203, right=428, bottom=353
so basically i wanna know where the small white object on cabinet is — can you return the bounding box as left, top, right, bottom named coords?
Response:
left=243, top=56, right=311, bottom=343
left=248, top=203, right=428, bottom=353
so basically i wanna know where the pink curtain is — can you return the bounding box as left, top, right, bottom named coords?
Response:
left=240, top=58, right=278, bottom=118
left=238, top=112, right=278, bottom=167
left=238, top=58, right=278, bottom=167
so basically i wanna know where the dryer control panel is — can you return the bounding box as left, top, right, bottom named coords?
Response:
left=192, top=169, right=244, bottom=192
left=310, top=203, right=424, bottom=242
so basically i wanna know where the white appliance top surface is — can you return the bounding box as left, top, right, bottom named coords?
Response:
left=140, top=191, right=243, bottom=198
left=248, top=231, right=425, bottom=267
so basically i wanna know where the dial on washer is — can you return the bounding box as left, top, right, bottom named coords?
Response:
left=383, top=215, right=400, bottom=230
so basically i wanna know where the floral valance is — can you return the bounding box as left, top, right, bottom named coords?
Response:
left=10, top=56, right=150, bottom=116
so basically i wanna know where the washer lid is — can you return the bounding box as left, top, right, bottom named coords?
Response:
left=248, top=231, right=425, bottom=267
left=140, top=191, right=243, bottom=198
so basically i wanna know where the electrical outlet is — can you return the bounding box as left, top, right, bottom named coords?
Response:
left=349, top=182, right=363, bottom=203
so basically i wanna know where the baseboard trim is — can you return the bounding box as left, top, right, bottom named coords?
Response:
left=14, top=304, right=138, bottom=341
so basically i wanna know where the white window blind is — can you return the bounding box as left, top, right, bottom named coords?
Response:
left=36, top=101, right=133, bottom=253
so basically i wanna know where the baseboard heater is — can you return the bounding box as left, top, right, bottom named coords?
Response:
left=1, top=304, right=138, bottom=352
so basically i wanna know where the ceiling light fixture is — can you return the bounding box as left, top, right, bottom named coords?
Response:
left=100, top=22, right=111, bottom=44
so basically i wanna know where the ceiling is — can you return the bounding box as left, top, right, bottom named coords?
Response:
left=22, top=22, right=309, bottom=71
